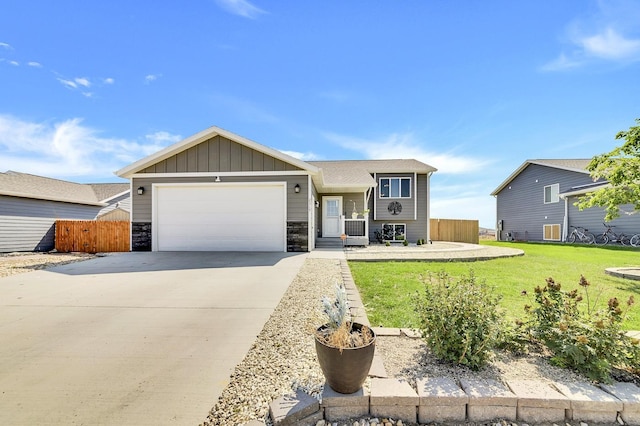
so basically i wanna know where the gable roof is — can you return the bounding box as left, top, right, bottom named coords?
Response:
left=115, top=126, right=320, bottom=179
left=115, top=125, right=438, bottom=192
left=490, top=159, right=593, bottom=196
left=0, top=171, right=128, bottom=206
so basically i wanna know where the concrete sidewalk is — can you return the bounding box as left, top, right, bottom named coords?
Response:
left=0, top=252, right=307, bottom=426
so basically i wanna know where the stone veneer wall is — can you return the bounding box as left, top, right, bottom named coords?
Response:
left=287, top=221, right=308, bottom=252
left=131, top=222, right=151, bottom=251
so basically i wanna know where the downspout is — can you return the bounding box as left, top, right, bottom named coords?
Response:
left=563, top=196, right=569, bottom=242
left=427, top=171, right=433, bottom=242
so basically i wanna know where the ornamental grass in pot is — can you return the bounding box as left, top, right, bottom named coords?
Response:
left=314, top=283, right=376, bottom=394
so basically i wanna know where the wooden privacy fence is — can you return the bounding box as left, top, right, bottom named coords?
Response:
left=430, top=218, right=479, bottom=244
left=55, top=220, right=130, bottom=253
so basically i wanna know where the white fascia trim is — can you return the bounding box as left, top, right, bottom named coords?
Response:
left=116, top=126, right=320, bottom=178
left=0, top=190, right=108, bottom=207
left=132, top=171, right=311, bottom=179
left=559, top=183, right=610, bottom=198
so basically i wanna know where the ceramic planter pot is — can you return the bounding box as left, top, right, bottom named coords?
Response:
left=314, top=323, right=376, bottom=394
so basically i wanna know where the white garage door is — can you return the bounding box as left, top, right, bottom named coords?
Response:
left=154, top=183, right=286, bottom=251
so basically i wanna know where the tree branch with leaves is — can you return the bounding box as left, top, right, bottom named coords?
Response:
left=576, top=118, right=640, bottom=221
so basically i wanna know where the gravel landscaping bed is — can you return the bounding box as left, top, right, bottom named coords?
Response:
left=0, top=252, right=95, bottom=278
left=200, top=257, right=629, bottom=426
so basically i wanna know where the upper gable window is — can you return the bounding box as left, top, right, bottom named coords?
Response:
left=544, top=183, right=559, bottom=204
left=380, top=177, right=411, bottom=198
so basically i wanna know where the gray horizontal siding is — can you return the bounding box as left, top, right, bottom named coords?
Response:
left=567, top=197, right=640, bottom=237
left=132, top=175, right=309, bottom=223
left=370, top=174, right=429, bottom=242
left=374, top=173, right=417, bottom=221
left=0, top=195, right=100, bottom=252
left=496, top=164, right=590, bottom=241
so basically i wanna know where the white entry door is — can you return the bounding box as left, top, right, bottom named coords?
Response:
left=322, top=196, right=342, bottom=237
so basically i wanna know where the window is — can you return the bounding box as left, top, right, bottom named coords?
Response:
left=380, top=177, right=411, bottom=198
left=544, top=183, right=559, bottom=204
left=382, top=223, right=406, bottom=241
left=543, top=224, right=561, bottom=241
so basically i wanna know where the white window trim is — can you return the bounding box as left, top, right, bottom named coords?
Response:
left=543, top=224, right=561, bottom=241
left=379, top=177, right=412, bottom=199
left=544, top=183, right=560, bottom=204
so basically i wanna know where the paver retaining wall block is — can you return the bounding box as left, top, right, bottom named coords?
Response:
left=417, top=377, right=468, bottom=423
left=460, top=378, right=517, bottom=422
left=370, top=378, right=418, bottom=424
left=600, top=382, right=640, bottom=425
left=554, top=381, right=623, bottom=423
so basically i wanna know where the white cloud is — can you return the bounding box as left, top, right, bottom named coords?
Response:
left=0, top=115, right=180, bottom=179
left=214, top=0, right=266, bottom=19
left=542, top=2, right=640, bottom=71
left=103, top=77, right=115, bottom=84
left=57, top=78, right=77, bottom=89
left=75, top=77, right=91, bottom=87
left=580, top=27, right=640, bottom=60
left=145, top=74, right=161, bottom=84
left=0, top=42, right=12, bottom=50
left=279, top=149, right=320, bottom=161
left=9, top=60, right=19, bottom=66
left=27, top=61, right=42, bottom=68
left=324, top=131, right=491, bottom=175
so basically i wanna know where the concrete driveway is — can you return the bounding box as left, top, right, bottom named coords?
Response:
left=0, top=251, right=307, bottom=425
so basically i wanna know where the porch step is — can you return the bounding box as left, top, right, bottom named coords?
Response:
left=315, top=238, right=344, bottom=249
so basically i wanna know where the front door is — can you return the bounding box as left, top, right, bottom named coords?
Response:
left=322, top=196, right=342, bottom=237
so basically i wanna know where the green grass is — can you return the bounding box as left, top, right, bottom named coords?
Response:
left=349, top=241, right=640, bottom=330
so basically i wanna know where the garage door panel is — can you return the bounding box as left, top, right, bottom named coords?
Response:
left=155, top=184, right=286, bottom=251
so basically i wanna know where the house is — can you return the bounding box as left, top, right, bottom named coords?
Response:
left=490, top=159, right=640, bottom=242
left=0, top=171, right=130, bottom=252
left=115, top=126, right=437, bottom=252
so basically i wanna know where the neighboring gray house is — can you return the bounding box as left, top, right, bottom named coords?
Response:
left=491, top=159, right=640, bottom=242
left=116, top=126, right=437, bottom=252
left=0, top=171, right=129, bottom=252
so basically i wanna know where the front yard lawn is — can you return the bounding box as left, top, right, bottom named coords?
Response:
left=349, top=241, right=640, bottom=330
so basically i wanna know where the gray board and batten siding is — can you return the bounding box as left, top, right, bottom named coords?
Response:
left=495, top=163, right=640, bottom=241
left=0, top=195, right=99, bottom=252
left=132, top=135, right=308, bottom=223
left=139, top=135, right=302, bottom=174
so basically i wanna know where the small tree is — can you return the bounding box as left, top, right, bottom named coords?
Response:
left=577, top=118, right=640, bottom=221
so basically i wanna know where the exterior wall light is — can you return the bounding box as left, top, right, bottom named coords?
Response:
left=137, top=186, right=145, bottom=195
left=294, top=184, right=301, bottom=193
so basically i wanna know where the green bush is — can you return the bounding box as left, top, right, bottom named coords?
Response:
left=525, top=275, right=640, bottom=382
left=415, top=271, right=502, bottom=370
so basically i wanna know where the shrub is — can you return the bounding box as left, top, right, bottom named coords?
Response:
left=524, top=275, right=640, bottom=382
left=402, top=239, right=409, bottom=246
left=415, top=271, right=502, bottom=370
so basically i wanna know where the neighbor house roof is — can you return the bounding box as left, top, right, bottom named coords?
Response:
left=490, top=159, right=593, bottom=196
left=0, top=171, right=128, bottom=206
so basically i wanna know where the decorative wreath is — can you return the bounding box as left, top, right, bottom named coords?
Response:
left=387, top=201, right=402, bottom=215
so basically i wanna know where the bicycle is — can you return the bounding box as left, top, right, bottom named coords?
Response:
left=630, top=233, right=640, bottom=247
left=594, top=223, right=630, bottom=246
left=566, top=226, right=595, bottom=244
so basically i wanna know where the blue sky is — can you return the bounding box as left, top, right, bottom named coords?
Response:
left=1, top=1, right=640, bottom=228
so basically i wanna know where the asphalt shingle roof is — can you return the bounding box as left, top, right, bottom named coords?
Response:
left=0, top=171, right=128, bottom=205
left=309, top=159, right=437, bottom=187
